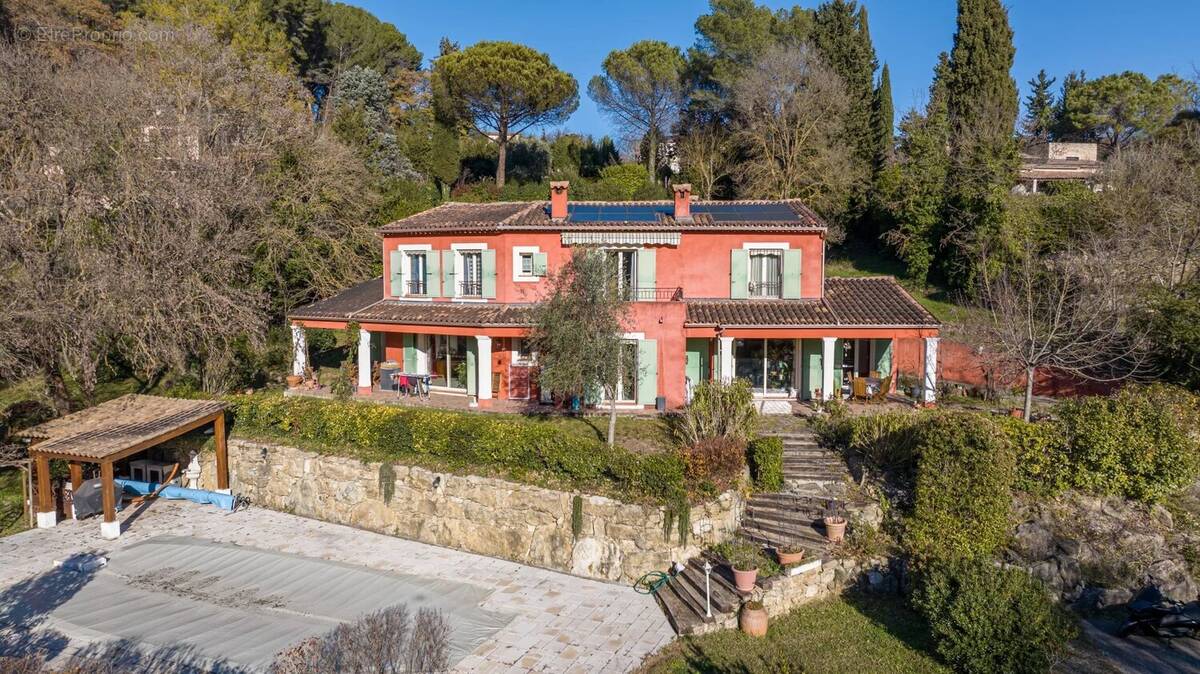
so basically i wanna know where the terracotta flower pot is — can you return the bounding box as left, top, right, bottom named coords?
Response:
left=732, top=566, right=758, bottom=593
left=739, top=602, right=768, bottom=637
left=776, top=549, right=805, bottom=566
left=823, top=516, right=847, bottom=543
left=285, top=374, right=303, bottom=388
left=1009, top=407, right=1024, bottom=418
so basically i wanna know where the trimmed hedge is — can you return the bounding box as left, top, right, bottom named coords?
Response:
left=747, top=436, right=784, bottom=492
left=913, top=561, right=1077, bottom=674
left=226, top=393, right=686, bottom=503
left=903, top=412, right=1015, bottom=565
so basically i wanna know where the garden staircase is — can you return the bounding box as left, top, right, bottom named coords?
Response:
left=652, top=427, right=853, bottom=635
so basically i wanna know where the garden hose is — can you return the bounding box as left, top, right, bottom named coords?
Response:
left=634, top=571, right=670, bottom=595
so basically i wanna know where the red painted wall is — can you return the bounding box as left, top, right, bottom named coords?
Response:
left=382, top=229, right=827, bottom=302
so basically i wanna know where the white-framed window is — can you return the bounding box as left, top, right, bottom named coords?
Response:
left=513, top=245, right=541, bottom=282
left=451, top=243, right=486, bottom=300
left=606, top=249, right=637, bottom=300
left=395, top=243, right=432, bottom=301
left=512, top=338, right=536, bottom=364
left=748, top=250, right=782, bottom=298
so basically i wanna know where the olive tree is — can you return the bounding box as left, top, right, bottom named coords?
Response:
left=528, top=249, right=629, bottom=446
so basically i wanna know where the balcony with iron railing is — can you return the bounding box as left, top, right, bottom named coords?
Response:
left=630, top=286, right=684, bottom=302
left=458, top=280, right=483, bottom=297
left=405, top=280, right=427, bottom=296
left=748, top=281, right=781, bottom=298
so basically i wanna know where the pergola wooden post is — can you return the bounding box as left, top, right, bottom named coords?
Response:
left=17, top=395, right=230, bottom=539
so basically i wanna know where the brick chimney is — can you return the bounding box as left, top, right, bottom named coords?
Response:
left=672, top=183, right=692, bottom=221
left=550, top=181, right=569, bottom=220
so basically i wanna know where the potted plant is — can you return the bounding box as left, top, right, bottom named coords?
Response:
left=775, top=543, right=805, bottom=566
left=739, top=600, right=768, bottom=637
left=285, top=374, right=303, bottom=388
left=718, top=541, right=762, bottom=593
left=822, top=500, right=847, bottom=543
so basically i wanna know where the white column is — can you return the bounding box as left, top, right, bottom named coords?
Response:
left=718, top=337, right=734, bottom=383
left=357, top=327, right=372, bottom=392
left=476, top=336, right=492, bottom=402
left=922, top=336, right=940, bottom=404
left=291, top=324, right=307, bottom=377
left=821, top=337, right=837, bottom=401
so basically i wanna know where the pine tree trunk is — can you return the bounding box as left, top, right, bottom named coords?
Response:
left=646, top=131, right=657, bottom=185
left=496, top=137, right=507, bottom=188
left=1023, top=366, right=1035, bottom=421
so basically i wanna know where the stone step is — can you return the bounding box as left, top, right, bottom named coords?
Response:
left=677, top=563, right=739, bottom=615
left=747, top=492, right=838, bottom=511
left=782, top=460, right=845, bottom=471
left=743, top=505, right=823, bottom=530
left=740, top=516, right=829, bottom=546
left=744, top=499, right=825, bottom=517
left=688, top=555, right=743, bottom=599
left=669, top=569, right=721, bottom=624
left=739, top=527, right=828, bottom=558
left=654, top=581, right=705, bottom=635
left=700, top=549, right=773, bottom=592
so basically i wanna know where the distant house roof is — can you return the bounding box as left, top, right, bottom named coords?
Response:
left=379, top=200, right=828, bottom=235
left=289, top=277, right=938, bottom=329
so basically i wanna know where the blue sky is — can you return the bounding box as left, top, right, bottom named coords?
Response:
left=352, top=0, right=1199, bottom=138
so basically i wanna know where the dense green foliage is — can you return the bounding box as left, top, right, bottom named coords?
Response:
left=995, top=416, right=1070, bottom=496
left=1058, top=71, right=1195, bottom=154
left=747, top=436, right=784, bottom=491
left=671, top=379, right=758, bottom=447
left=226, top=393, right=687, bottom=503
left=903, top=412, right=1015, bottom=565
left=913, top=561, right=1077, bottom=674
left=1055, top=384, right=1200, bottom=502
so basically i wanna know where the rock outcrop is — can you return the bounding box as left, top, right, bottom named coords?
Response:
left=1008, top=491, right=1197, bottom=608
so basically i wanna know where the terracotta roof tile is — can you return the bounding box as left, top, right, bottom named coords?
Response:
left=685, top=278, right=938, bottom=328
left=289, top=278, right=534, bottom=327
left=380, top=199, right=828, bottom=234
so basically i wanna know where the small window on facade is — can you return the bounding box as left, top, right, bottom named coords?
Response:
left=406, top=252, right=426, bottom=295
left=513, top=338, right=535, bottom=364
left=460, top=251, right=483, bottom=296
left=748, top=250, right=782, bottom=298
left=520, top=252, right=534, bottom=276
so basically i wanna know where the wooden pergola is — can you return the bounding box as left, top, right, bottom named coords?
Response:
left=17, top=395, right=229, bottom=539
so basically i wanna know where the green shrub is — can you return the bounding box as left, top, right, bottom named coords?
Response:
left=1055, top=384, right=1200, bottom=503
left=996, top=417, right=1070, bottom=496
left=913, top=561, right=1077, bottom=674
left=226, top=393, right=686, bottom=503
left=903, top=412, right=1015, bottom=565
left=671, top=379, right=757, bottom=447
left=846, top=411, right=925, bottom=476
left=747, top=436, right=784, bottom=491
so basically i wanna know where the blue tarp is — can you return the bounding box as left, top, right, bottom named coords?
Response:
left=114, top=479, right=236, bottom=511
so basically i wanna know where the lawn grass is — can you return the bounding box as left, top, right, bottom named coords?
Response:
left=0, top=468, right=30, bottom=538
left=639, top=593, right=949, bottom=674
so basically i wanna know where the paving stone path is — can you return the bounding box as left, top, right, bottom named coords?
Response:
left=0, top=501, right=673, bottom=673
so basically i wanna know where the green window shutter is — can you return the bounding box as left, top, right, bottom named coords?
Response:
left=402, top=334, right=417, bottom=371
left=871, top=339, right=893, bottom=378
left=636, top=249, right=656, bottom=298
left=482, top=249, right=497, bottom=298
left=425, top=251, right=441, bottom=297
left=637, top=339, right=658, bottom=405
left=389, top=250, right=403, bottom=297
left=441, top=250, right=455, bottom=298
left=466, top=338, right=477, bottom=396
left=532, top=252, right=548, bottom=276
left=782, top=249, right=802, bottom=299
left=730, top=250, right=748, bottom=299
left=801, top=339, right=822, bottom=401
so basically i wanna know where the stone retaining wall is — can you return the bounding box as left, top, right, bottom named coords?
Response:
left=200, top=439, right=740, bottom=584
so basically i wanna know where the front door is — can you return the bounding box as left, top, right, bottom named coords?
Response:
left=685, top=338, right=711, bottom=391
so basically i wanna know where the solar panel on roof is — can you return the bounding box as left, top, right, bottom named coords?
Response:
left=694, top=203, right=800, bottom=221
left=568, top=204, right=665, bottom=222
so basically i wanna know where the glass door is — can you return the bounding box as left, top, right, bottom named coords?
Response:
left=616, top=341, right=638, bottom=402
left=431, top=335, right=469, bottom=390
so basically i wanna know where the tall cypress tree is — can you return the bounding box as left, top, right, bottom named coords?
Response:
left=813, top=0, right=879, bottom=231
left=871, top=63, right=894, bottom=173
left=939, top=0, right=1019, bottom=291
left=1022, top=69, right=1056, bottom=141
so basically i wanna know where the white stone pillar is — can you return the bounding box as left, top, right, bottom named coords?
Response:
left=357, top=327, right=372, bottom=393
left=821, top=337, right=837, bottom=401
left=718, top=337, right=734, bottom=383
left=37, top=511, right=57, bottom=529
left=476, top=336, right=493, bottom=402
left=291, top=324, right=307, bottom=377
left=922, top=336, right=940, bottom=404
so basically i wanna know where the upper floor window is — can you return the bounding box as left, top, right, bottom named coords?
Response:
left=748, top=250, right=782, bottom=298
left=607, top=249, right=636, bottom=300
left=460, top=250, right=483, bottom=297
left=520, top=253, right=534, bottom=276
left=406, top=252, right=427, bottom=296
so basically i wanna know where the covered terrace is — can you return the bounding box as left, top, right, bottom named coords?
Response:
left=17, top=395, right=229, bottom=539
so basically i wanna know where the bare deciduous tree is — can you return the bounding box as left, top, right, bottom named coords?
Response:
left=271, top=605, right=450, bottom=674
left=675, top=122, right=736, bottom=200
left=729, top=44, right=855, bottom=235
left=968, top=239, right=1153, bottom=420
left=0, top=24, right=379, bottom=408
